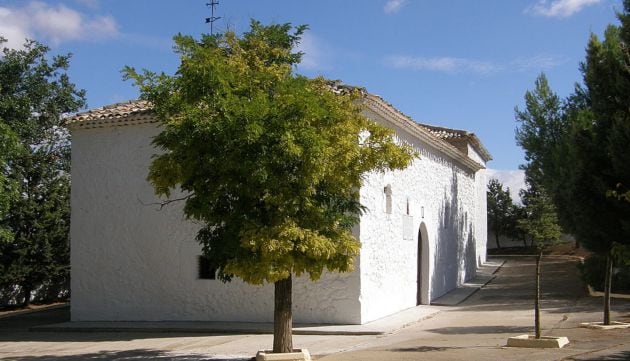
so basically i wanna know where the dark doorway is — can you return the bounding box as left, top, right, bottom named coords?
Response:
left=417, top=222, right=429, bottom=305
left=417, top=228, right=423, bottom=305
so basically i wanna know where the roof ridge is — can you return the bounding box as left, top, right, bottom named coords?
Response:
left=63, top=85, right=491, bottom=162
left=65, top=99, right=154, bottom=129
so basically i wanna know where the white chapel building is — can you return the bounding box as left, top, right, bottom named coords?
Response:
left=67, top=87, right=491, bottom=325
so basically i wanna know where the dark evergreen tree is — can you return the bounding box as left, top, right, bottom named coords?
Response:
left=487, top=178, right=514, bottom=249
left=515, top=74, right=577, bottom=238
left=0, top=38, right=85, bottom=306
left=571, top=2, right=630, bottom=324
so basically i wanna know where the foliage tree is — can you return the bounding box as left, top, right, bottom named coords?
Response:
left=517, top=181, right=561, bottom=339
left=509, top=203, right=530, bottom=248
left=0, top=124, right=18, bottom=245
left=570, top=1, right=630, bottom=324
left=124, top=22, right=415, bottom=354
left=514, top=74, right=577, bottom=241
left=0, top=37, right=85, bottom=306
left=515, top=15, right=630, bottom=322
left=487, top=178, right=514, bottom=249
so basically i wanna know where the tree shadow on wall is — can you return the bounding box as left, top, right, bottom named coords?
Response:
left=432, top=168, right=478, bottom=300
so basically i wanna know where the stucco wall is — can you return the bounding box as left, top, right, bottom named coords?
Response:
left=357, top=109, right=485, bottom=323
left=467, top=144, right=486, bottom=166
left=475, top=169, right=488, bottom=265
left=70, top=123, right=361, bottom=323
left=71, top=110, right=488, bottom=325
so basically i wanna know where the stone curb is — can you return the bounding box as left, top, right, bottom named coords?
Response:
left=488, top=254, right=585, bottom=260
left=579, top=321, right=630, bottom=330
left=586, top=285, right=630, bottom=299
left=0, top=303, right=69, bottom=320
left=31, top=307, right=442, bottom=336
left=30, top=323, right=389, bottom=336
left=507, top=335, right=569, bottom=349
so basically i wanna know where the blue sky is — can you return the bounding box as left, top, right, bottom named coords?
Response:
left=0, top=0, right=623, bottom=174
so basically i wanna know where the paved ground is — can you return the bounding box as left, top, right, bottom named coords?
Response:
left=1, top=256, right=629, bottom=360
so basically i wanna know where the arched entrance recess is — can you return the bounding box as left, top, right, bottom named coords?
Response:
left=417, top=222, right=430, bottom=305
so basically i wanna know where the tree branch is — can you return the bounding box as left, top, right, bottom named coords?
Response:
left=137, top=194, right=192, bottom=210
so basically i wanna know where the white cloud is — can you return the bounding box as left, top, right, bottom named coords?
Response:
left=385, top=54, right=566, bottom=74
left=295, top=32, right=331, bottom=71
left=512, top=55, right=566, bottom=71
left=384, top=0, right=408, bottom=14
left=0, top=8, right=29, bottom=49
left=527, top=0, right=601, bottom=18
left=385, top=55, right=500, bottom=75
left=0, top=1, right=119, bottom=49
left=486, top=169, right=526, bottom=204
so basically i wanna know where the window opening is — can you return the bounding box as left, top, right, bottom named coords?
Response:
left=384, top=184, right=393, bottom=214
left=198, top=255, right=217, bottom=280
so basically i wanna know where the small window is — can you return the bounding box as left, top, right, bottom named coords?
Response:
left=198, top=255, right=217, bottom=280
left=384, top=184, right=393, bottom=214
left=406, top=197, right=410, bottom=215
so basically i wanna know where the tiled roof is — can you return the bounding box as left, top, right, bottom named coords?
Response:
left=361, top=93, right=492, bottom=163
left=65, top=100, right=154, bottom=129
left=419, top=124, right=492, bottom=162
left=420, top=124, right=468, bottom=140
left=65, top=84, right=491, bottom=167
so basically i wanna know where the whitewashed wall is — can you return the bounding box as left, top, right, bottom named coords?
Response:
left=71, top=113, right=487, bottom=325
left=475, top=168, right=488, bottom=265
left=70, top=124, right=361, bottom=323
left=357, top=109, right=486, bottom=323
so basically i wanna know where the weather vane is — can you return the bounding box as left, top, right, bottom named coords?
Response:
left=205, top=1, right=221, bottom=35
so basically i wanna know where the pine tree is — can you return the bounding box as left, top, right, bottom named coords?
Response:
left=572, top=2, right=630, bottom=324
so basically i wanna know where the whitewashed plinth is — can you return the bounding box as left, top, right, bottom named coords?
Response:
left=579, top=321, right=630, bottom=330
left=507, top=335, right=569, bottom=348
left=256, top=349, right=311, bottom=361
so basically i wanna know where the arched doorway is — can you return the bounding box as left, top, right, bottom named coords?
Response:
left=417, top=223, right=430, bottom=305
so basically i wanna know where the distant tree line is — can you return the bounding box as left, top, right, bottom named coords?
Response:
left=487, top=178, right=536, bottom=249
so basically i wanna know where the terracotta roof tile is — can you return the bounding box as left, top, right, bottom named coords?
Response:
left=65, top=100, right=154, bottom=129
left=65, top=84, right=491, bottom=163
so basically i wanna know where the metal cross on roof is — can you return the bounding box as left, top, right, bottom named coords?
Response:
left=205, top=1, right=221, bottom=35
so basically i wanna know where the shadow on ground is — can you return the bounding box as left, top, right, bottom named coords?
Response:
left=387, top=345, right=462, bottom=352
left=0, top=306, right=251, bottom=343
left=456, top=257, right=596, bottom=313
left=5, top=349, right=254, bottom=361
left=573, top=351, right=630, bottom=361
left=425, top=325, right=531, bottom=335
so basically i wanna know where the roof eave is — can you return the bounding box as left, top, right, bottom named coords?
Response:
left=363, top=94, right=485, bottom=173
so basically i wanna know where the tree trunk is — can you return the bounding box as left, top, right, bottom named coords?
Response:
left=535, top=249, right=542, bottom=339
left=603, top=254, right=612, bottom=325
left=495, top=232, right=501, bottom=249
left=273, top=275, right=293, bottom=353
left=22, top=284, right=32, bottom=307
